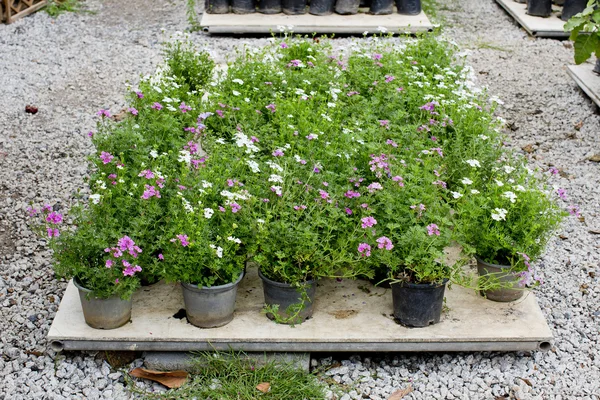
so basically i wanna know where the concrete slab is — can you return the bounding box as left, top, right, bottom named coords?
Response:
left=48, top=267, right=553, bottom=353
left=568, top=63, right=600, bottom=108
left=199, top=10, right=433, bottom=35
left=143, top=351, right=310, bottom=372
left=495, top=0, right=568, bottom=38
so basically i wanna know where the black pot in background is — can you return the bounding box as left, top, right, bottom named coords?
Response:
left=561, top=0, right=587, bottom=21
left=395, top=0, right=421, bottom=15
left=232, top=0, right=256, bottom=13
left=335, top=0, right=360, bottom=14
left=391, top=279, right=447, bottom=327
left=360, top=0, right=370, bottom=6
left=283, top=0, right=307, bottom=14
left=370, top=0, right=393, bottom=15
left=259, top=269, right=316, bottom=325
left=527, top=0, right=552, bottom=17
left=259, top=0, right=282, bottom=13
left=554, top=0, right=565, bottom=5
left=205, top=0, right=230, bottom=13
left=310, top=0, right=335, bottom=15
left=594, top=59, right=600, bottom=75
left=514, top=0, right=526, bottom=3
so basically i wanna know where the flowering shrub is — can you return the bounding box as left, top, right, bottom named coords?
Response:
left=452, top=158, right=565, bottom=285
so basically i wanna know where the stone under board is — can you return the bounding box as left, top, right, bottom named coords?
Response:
left=568, top=64, right=600, bottom=108
left=199, top=10, right=433, bottom=34
left=48, top=267, right=553, bottom=353
left=495, top=0, right=568, bottom=38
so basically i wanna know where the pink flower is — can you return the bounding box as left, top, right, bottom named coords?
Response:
left=376, top=236, right=394, bottom=250
left=266, top=103, right=276, bottom=113
left=216, top=109, right=224, bottom=118
left=319, top=190, right=329, bottom=200
left=392, top=176, right=404, bottom=187
left=384, top=75, right=395, bottom=83
left=27, top=207, right=37, bottom=217
left=128, top=107, right=138, bottom=116
left=361, top=216, right=377, bottom=229
left=347, top=91, right=360, bottom=97
left=141, top=185, right=161, bottom=200
left=135, top=91, right=144, bottom=99
left=272, top=149, right=284, bottom=157
left=219, top=206, right=226, bottom=212
left=427, top=224, right=440, bottom=236
left=123, top=265, right=142, bottom=277
left=431, top=147, right=444, bottom=157
left=345, top=207, right=353, bottom=215
left=549, top=167, right=559, bottom=175
left=360, top=203, right=369, bottom=209
left=280, top=42, right=288, bottom=48
left=97, top=109, right=111, bottom=118
left=568, top=204, right=581, bottom=217
left=358, top=243, right=372, bottom=257
left=367, top=182, right=383, bottom=193
left=179, top=102, right=192, bottom=113
left=293, top=205, right=307, bottom=211
left=386, top=139, right=398, bottom=148
left=306, top=134, right=318, bottom=140
left=46, top=228, right=60, bottom=238
left=100, top=152, right=114, bottom=164
left=158, top=254, right=164, bottom=261
left=171, top=234, right=190, bottom=247
left=251, top=136, right=259, bottom=143
left=138, top=169, right=155, bottom=179
left=230, top=203, right=241, bottom=213
left=396, top=87, right=404, bottom=92
left=432, top=180, right=447, bottom=189
left=185, top=141, right=199, bottom=155
left=151, top=102, right=163, bottom=110
left=46, top=212, right=63, bottom=225
left=556, top=188, right=567, bottom=200
left=379, top=120, right=389, bottom=128
left=344, top=190, right=361, bottom=199
left=372, top=53, right=382, bottom=61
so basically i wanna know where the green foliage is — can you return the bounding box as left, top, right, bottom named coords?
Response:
left=185, top=0, right=202, bottom=32
left=163, top=38, right=215, bottom=92
left=43, top=0, right=88, bottom=17
left=130, top=351, right=326, bottom=399
left=565, top=0, right=600, bottom=64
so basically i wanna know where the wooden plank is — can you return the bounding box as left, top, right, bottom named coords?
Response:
left=200, top=10, right=433, bottom=34
left=4, top=0, right=47, bottom=24
left=495, top=0, right=568, bottom=38
left=568, top=64, right=600, bottom=108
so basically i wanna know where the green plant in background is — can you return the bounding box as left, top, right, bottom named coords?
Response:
left=185, top=0, right=202, bottom=32
left=129, top=351, right=326, bottom=400
left=43, top=0, right=88, bottom=17
left=565, top=0, right=600, bottom=64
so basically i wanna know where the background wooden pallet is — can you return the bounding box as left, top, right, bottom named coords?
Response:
left=2, top=0, right=47, bottom=24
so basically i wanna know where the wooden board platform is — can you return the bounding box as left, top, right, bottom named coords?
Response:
left=568, top=63, right=600, bottom=108
left=495, top=0, right=568, bottom=38
left=199, top=10, right=434, bottom=34
left=48, top=267, right=554, bottom=353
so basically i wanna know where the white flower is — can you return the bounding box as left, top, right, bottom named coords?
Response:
left=247, top=160, right=260, bottom=173
left=245, top=98, right=250, bottom=102
left=89, top=194, right=101, bottom=204
left=181, top=197, right=194, bottom=213
left=257, top=219, right=265, bottom=224
left=215, top=138, right=227, bottom=144
left=268, top=174, right=284, bottom=183
left=96, top=180, right=107, bottom=190
left=471, top=189, right=480, bottom=194
left=204, top=208, right=214, bottom=219
left=491, top=208, right=508, bottom=221
left=232, top=90, right=241, bottom=96
left=150, top=150, right=158, bottom=158
left=514, top=185, right=526, bottom=192
left=227, top=236, right=241, bottom=244
left=116, top=164, right=124, bottom=170
left=327, top=102, right=336, bottom=108
left=232, top=78, right=244, bottom=85
left=266, top=161, right=283, bottom=172
left=233, top=132, right=260, bottom=153
left=461, top=177, right=473, bottom=185
left=503, top=165, right=515, bottom=174
left=465, top=159, right=481, bottom=168
left=201, top=181, right=212, bottom=189
left=216, top=246, right=223, bottom=258
left=451, top=191, right=463, bottom=199
left=118, top=179, right=125, bottom=184
left=178, top=150, right=191, bottom=164
left=377, top=26, right=387, bottom=33
left=503, top=191, right=517, bottom=203
left=495, top=179, right=504, bottom=187
left=271, top=186, right=282, bottom=196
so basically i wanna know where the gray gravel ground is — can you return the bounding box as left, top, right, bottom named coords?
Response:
left=0, top=0, right=599, bottom=398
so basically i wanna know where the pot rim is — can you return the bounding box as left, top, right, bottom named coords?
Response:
left=73, top=277, right=127, bottom=301
left=391, top=278, right=449, bottom=289
left=474, top=255, right=513, bottom=270
left=182, top=270, right=245, bottom=293
left=258, top=268, right=315, bottom=288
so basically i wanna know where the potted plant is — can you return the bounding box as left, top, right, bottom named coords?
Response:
left=565, top=1, right=600, bottom=67
left=28, top=204, right=143, bottom=329
left=452, top=158, right=565, bottom=302
left=348, top=148, right=460, bottom=327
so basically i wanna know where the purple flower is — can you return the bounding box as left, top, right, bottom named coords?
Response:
left=386, top=139, right=398, bottom=148
left=556, top=188, right=567, bottom=200
left=289, top=59, right=301, bottom=67
left=379, top=120, right=389, bottom=128
left=230, top=203, right=242, bottom=213
left=27, top=207, right=38, bottom=217
left=179, top=102, right=192, bottom=113
left=358, top=243, right=372, bottom=257
left=293, top=205, right=307, bottom=211
left=216, top=109, right=224, bottom=118
left=151, top=102, right=163, bottom=110
left=46, top=212, right=63, bottom=225
left=367, top=182, right=383, bottom=193
left=141, top=185, right=161, bottom=200
left=42, top=204, right=52, bottom=212
left=345, top=207, right=353, bottom=215
left=158, top=254, right=164, bottom=261
left=280, top=42, right=289, bottom=48
left=361, top=216, right=377, bottom=229
left=431, top=147, right=444, bottom=157
left=567, top=204, right=581, bottom=217
left=384, top=75, right=395, bottom=83
left=198, top=112, right=213, bottom=121
left=272, top=149, right=284, bottom=157
left=135, top=91, right=144, bottom=99
left=420, top=101, right=439, bottom=113
left=123, top=265, right=142, bottom=277
left=306, top=134, right=318, bottom=140
left=97, top=109, right=111, bottom=118
left=344, top=190, right=361, bottom=199
left=138, top=169, right=155, bottom=179
left=392, top=176, right=404, bottom=187
left=100, top=151, right=114, bottom=164
left=361, top=203, right=369, bottom=209
left=265, top=103, right=276, bottom=113
left=313, top=167, right=320, bottom=173
left=105, top=259, right=114, bottom=268
left=376, top=236, right=394, bottom=250
left=432, top=180, right=447, bottom=189
left=372, top=53, right=382, bottom=61
left=46, top=228, right=60, bottom=238
left=251, top=136, right=259, bottom=143
left=318, top=190, right=329, bottom=200
left=549, top=167, right=559, bottom=175
left=426, top=224, right=440, bottom=236
left=396, top=87, right=404, bottom=92
left=171, top=234, right=190, bottom=247
left=347, top=91, right=360, bottom=97
left=87, top=131, right=94, bottom=138
left=128, top=107, right=138, bottom=116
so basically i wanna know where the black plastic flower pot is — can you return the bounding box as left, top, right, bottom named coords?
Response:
left=391, top=279, right=447, bottom=327
left=527, top=0, right=552, bottom=17
left=258, top=0, right=282, bottom=13
left=310, top=0, right=335, bottom=15
left=282, top=0, right=307, bottom=14
left=205, top=0, right=230, bottom=14
left=360, top=0, right=370, bottom=6
left=259, top=269, right=316, bottom=325
left=554, top=0, right=565, bottom=5
left=561, top=0, right=587, bottom=21
left=594, top=59, right=600, bottom=75
left=232, top=0, right=256, bottom=13
left=370, top=0, right=393, bottom=15
left=395, top=0, right=421, bottom=15
left=335, top=0, right=360, bottom=14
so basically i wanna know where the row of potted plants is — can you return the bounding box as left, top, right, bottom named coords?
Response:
left=30, top=33, right=568, bottom=331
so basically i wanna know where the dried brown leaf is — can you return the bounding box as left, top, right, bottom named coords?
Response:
left=256, top=382, right=271, bottom=393
left=522, top=144, right=534, bottom=154
left=129, top=368, right=188, bottom=389
left=588, top=154, right=600, bottom=163
left=518, top=377, right=533, bottom=387
left=574, top=121, right=584, bottom=130
left=387, top=385, right=413, bottom=400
